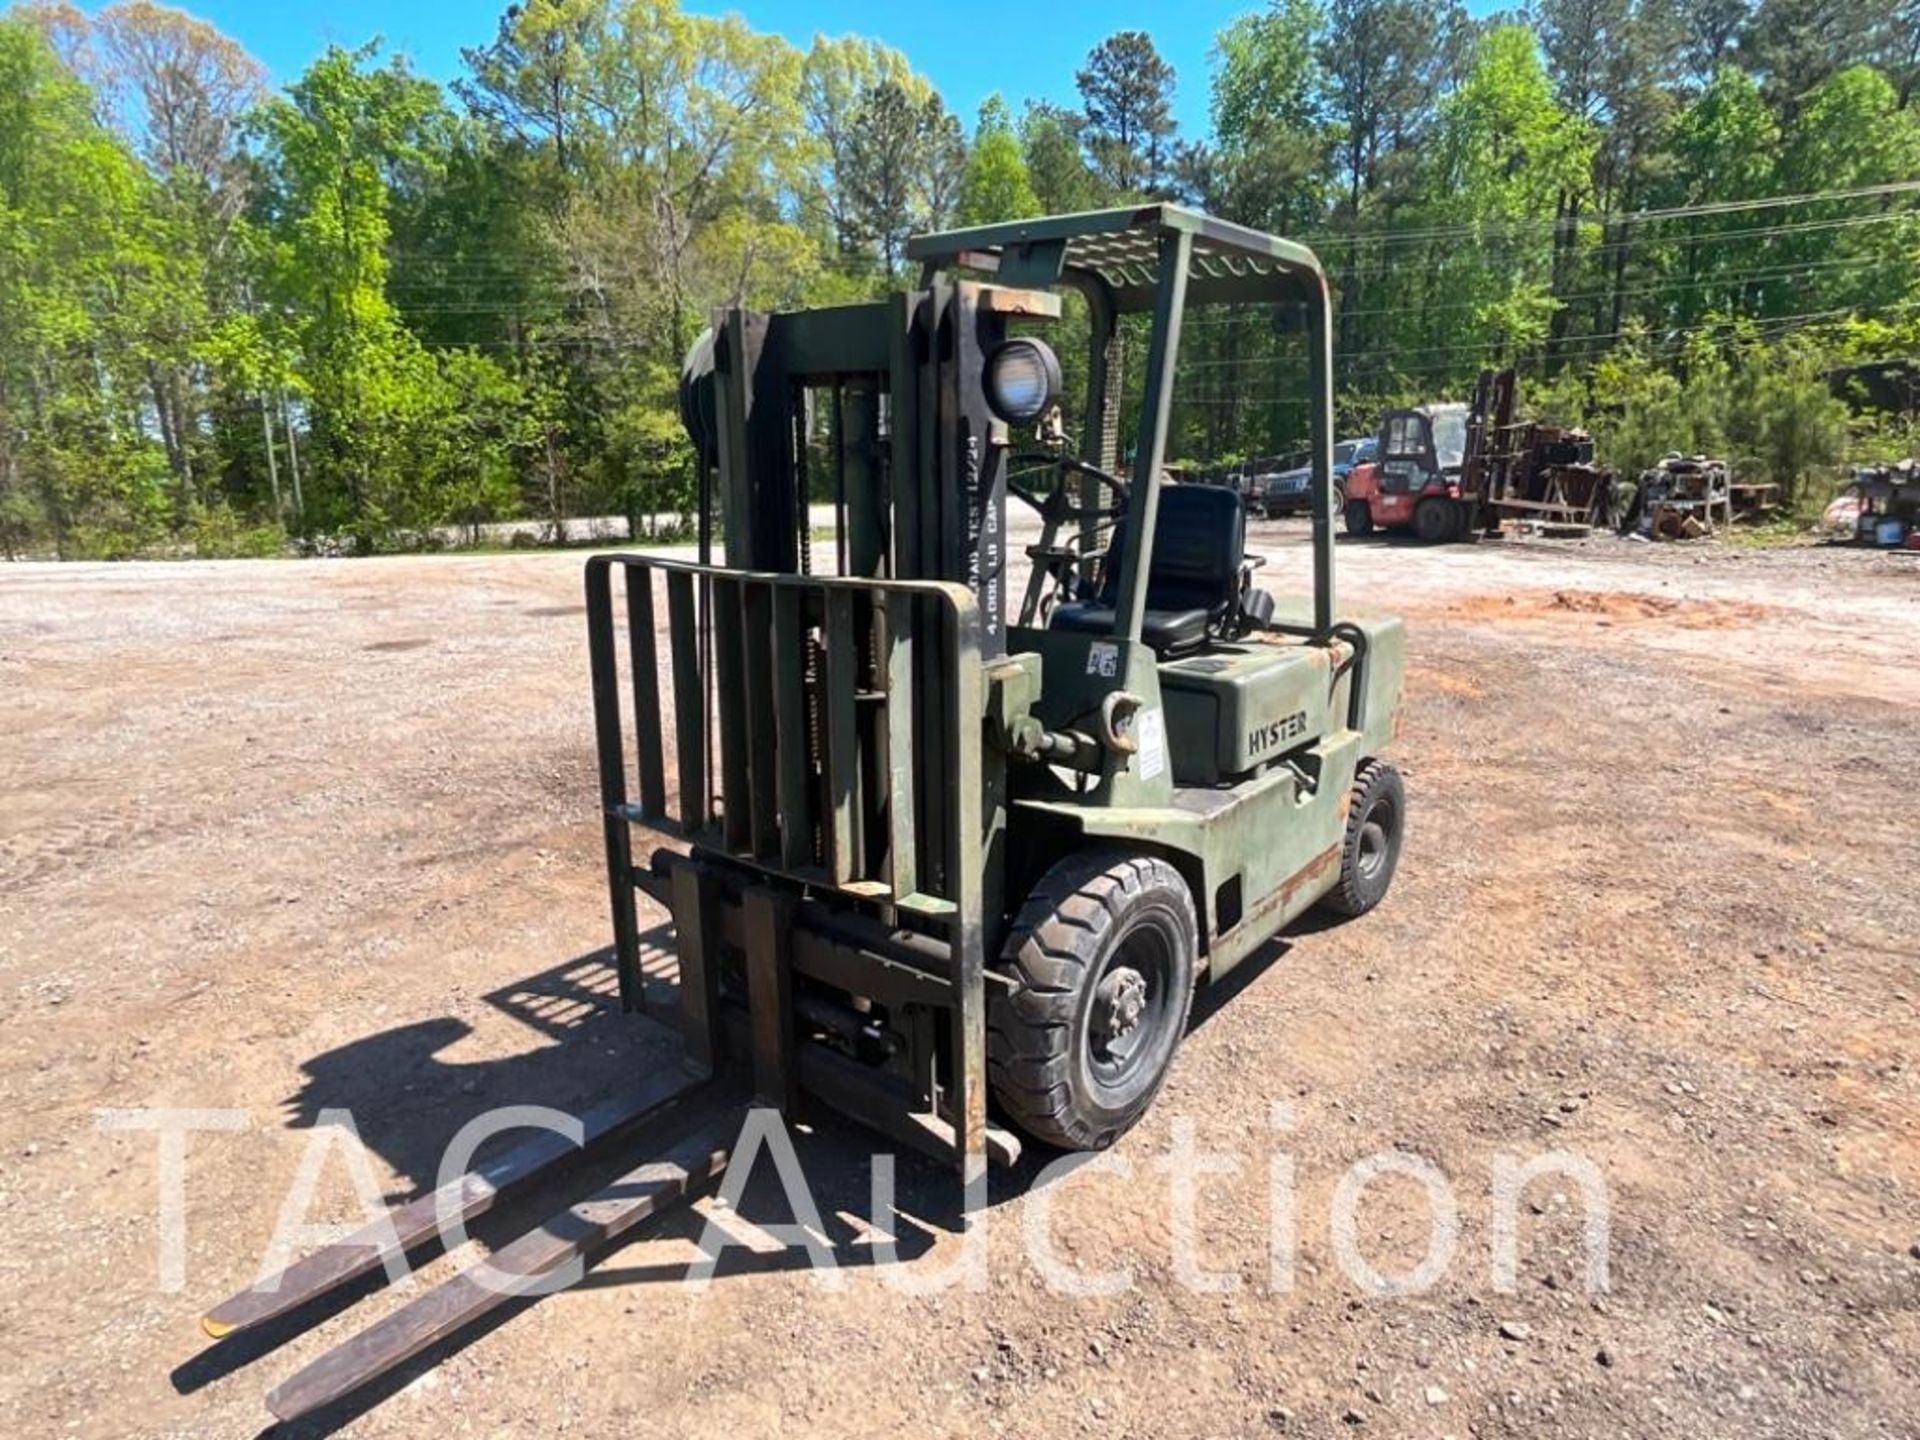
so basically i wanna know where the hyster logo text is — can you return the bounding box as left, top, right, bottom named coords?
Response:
left=1247, top=710, right=1308, bottom=756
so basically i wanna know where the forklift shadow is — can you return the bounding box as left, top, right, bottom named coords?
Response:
left=175, top=937, right=683, bottom=1401
left=274, top=934, right=685, bottom=1204
left=1189, top=904, right=1353, bottom=1030
left=273, top=918, right=1025, bottom=1229
left=1191, top=938, right=1289, bottom=1029
left=182, top=929, right=961, bottom=1428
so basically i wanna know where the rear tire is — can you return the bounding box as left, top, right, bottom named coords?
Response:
left=988, top=850, right=1198, bottom=1151
left=1321, top=759, right=1405, bottom=917
left=1344, top=499, right=1375, bottom=536
left=1414, top=497, right=1456, bottom=542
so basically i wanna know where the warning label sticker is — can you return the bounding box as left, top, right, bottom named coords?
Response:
left=1137, top=706, right=1167, bottom=780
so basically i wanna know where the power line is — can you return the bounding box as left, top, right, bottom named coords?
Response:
left=1167, top=300, right=1920, bottom=389
left=361, top=189, right=1920, bottom=316
left=349, top=189, right=1920, bottom=285
left=1336, top=305, right=1920, bottom=382
left=1297, top=179, right=1920, bottom=252
left=1183, top=251, right=1910, bottom=336
left=1318, top=209, right=1920, bottom=285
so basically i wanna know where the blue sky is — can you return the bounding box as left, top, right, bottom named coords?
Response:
left=87, top=0, right=1266, bottom=137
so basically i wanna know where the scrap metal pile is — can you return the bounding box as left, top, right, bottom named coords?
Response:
left=1467, top=370, right=1619, bottom=534
left=1633, top=454, right=1732, bottom=540
left=1846, top=458, right=1920, bottom=548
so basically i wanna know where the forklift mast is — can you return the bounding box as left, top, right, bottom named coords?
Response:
left=695, top=286, right=1031, bottom=649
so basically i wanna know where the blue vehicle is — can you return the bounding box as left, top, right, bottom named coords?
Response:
left=1262, top=436, right=1377, bottom=517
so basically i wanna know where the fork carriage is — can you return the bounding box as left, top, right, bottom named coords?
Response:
left=588, top=556, right=1003, bottom=1165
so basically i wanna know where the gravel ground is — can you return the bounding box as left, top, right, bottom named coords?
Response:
left=1, top=523, right=1916, bottom=1439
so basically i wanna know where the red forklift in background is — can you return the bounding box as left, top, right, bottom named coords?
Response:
left=1342, top=369, right=1614, bottom=541
left=1341, top=401, right=1476, bottom=541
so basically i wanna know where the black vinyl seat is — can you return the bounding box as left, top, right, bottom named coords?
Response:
left=1051, top=484, right=1247, bottom=657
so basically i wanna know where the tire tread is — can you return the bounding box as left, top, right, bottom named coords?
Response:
left=988, top=849, right=1196, bottom=1151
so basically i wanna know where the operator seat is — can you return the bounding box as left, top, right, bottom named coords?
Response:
left=1051, top=484, right=1249, bottom=658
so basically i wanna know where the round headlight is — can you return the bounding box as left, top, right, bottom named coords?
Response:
left=984, top=338, right=1062, bottom=425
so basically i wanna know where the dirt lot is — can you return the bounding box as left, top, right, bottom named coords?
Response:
left=2, top=524, right=1917, bottom=1439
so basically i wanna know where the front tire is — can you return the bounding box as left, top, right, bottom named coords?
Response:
left=1414, top=497, right=1457, bottom=542
left=1321, top=759, right=1405, bottom=917
left=988, top=851, right=1198, bottom=1151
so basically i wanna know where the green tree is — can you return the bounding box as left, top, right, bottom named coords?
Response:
left=1208, top=0, right=1329, bottom=233
left=1020, top=100, right=1104, bottom=213
left=840, top=81, right=920, bottom=275
left=1077, top=31, right=1178, bottom=195
left=955, top=95, right=1039, bottom=225
left=0, top=16, right=175, bottom=555
left=1674, top=0, right=1753, bottom=85
left=1876, top=0, right=1920, bottom=108
left=1655, top=65, right=1780, bottom=327
left=1535, top=0, right=1682, bottom=357
left=842, top=79, right=966, bottom=273
left=250, top=43, right=455, bottom=541
left=1412, top=25, right=1597, bottom=364
left=1317, top=0, right=1473, bottom=368
left=1774, top=65, right=1920, bottom=315
left=1730, top=339, right=1851, bottom=502
left=799, top=34, right=915, bottom=262
left=456, top=0, right=602, bottom=181
left=1214, top=0, right=1325, bottom=140
left=455, top=0, right=823, bottom=530
left=1740, top=0, right=1878, bottom=115
left=93, top=1, right=266, bottom=515
left=1320, top=0, right=1469, bottom=219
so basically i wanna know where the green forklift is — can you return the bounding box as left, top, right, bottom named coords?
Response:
left=591, top=202, right=1408, bottom=1169
left=199, top=205, right=1408, bottom=1424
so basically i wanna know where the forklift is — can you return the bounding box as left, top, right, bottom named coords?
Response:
left=599, top=202, right=1408, bottom=1166
left=1341, top=400, right=1475, bottom=541
left=196, top=205, right=1407, bottom=1422
left=1344, top=368, right=1613, bottom=540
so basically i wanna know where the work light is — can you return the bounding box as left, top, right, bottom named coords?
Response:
left=984, top=338, right=1062, bottom=425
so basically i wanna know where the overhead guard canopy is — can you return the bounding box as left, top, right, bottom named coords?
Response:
left=906, top=203, right=1329, bottom=314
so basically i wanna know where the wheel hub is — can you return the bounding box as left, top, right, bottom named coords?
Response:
left=1359, top=817, right=1387, bottom=878
left=1093, top=966, right=1148, bottom=1048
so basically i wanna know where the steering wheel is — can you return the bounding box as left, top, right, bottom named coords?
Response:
left=1006, top=452, right=1130, bottom=528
